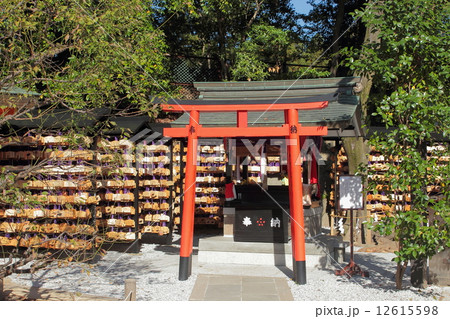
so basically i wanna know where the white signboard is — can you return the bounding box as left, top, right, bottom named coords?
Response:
left=339, top=175, right=363, bottom=210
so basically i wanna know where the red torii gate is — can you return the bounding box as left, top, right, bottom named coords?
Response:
left=162, top=98, right=328, bottom=284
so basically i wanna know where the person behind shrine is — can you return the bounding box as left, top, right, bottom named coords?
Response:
left=280, top=170, right=289, bottom=186
left=224, top=176, right=237, bottom=203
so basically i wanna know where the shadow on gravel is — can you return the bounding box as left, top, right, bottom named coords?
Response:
left=153, top=245, right=180, bottom=255
left=322, top=252, right=438, bottom=299
left=29, top=268, right=53, bottom=300
left=15, top=253, right=165, bottom=294
left=153, top=227, right=221, bottom=256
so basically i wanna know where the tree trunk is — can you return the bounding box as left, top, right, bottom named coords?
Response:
left=241, top=0, right=263, bottom=43
left=358, top=4, right=380, bottom=120
left=410, top=140, right=429, bottom=288
left=329, top=0, right=346, bottom=76
left=394, top=239, right=407, bottom=289
left=411, top=259, right=427, bottom=288
left=0, top=278, right=4, bottom=301
left=339, top=5, right=381, bottom=243
left=342, top=137, right=369, bottom=244
left=396, top=261, right=408, bottom=290
left=217, top=17, right=228, bottom=80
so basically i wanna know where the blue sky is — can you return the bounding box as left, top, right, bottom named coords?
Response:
left=290, top=0, right=313, bottom=14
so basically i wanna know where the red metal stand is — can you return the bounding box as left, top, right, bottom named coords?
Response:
left=335, top=260, right=369, bottom=278
left=335, top=210, right=369, bottom=278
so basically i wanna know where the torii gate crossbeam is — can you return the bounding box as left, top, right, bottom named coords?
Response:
left=162, top=99, right=328, bottom=285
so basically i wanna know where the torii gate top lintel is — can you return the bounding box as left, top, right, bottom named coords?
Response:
left=162, top=99, right=329, bottom=138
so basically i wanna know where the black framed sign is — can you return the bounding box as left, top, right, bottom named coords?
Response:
left=339, top=175, right=363, bottom=210
left=234, top=209, right=288, bottom=243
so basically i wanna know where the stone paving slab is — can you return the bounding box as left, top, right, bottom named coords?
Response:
left=189, top=274, right=294, bottom=301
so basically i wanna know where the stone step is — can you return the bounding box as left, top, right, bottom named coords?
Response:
left=198, top=235, right=348, bottom=268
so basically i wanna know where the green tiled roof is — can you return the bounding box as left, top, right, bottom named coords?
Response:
left=7, top=108, right=111, bottom=129
left=170, top=77, right=361, bottom=133
left=105, top=116, right=150, bottom=135
left=194, top=77, right=359, bottom=93
left=3, top=78, right=362, bottom=137
left=7, top=109, right=154, bottom=136
left=1, top=86, right=40, bottom=96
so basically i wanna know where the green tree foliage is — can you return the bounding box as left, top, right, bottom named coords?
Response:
left=0, top=0, right=184, bottom=284
left=0, top=0, right=171, bottom=121
left=232, top=25, right=290, bottom=81
left=154, top=0, right=301, bottom=80
left=343, top=0, right=450, bottom=288
left=301, top=0, right=366, bottom=75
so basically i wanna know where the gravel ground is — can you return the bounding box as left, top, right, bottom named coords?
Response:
left=288, top=252, right=448, bottom=301
left=5, top=239, right=197, bottom=301
left=4, top=234, right=449, bottom=301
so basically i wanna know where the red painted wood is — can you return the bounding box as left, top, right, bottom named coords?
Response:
left=179, top=110, right=199, bottom=258
left=237, top=111, right=248, bottom=128
left=163, top=125, right=327, bottom=138
left=286, top=108, right=306, bottom=264
left=0, top=107, right=16, bottom=116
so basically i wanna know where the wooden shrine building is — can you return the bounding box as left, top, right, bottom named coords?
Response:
left=1, top=77, right=363, bottom=286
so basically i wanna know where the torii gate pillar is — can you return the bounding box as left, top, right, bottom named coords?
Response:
left=178, top=110, right=199, bottom=280
left=286, top=108, right=306, bottom=284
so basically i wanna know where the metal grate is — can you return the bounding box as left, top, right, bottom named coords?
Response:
left=169, top=56, right=221, bottom=83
